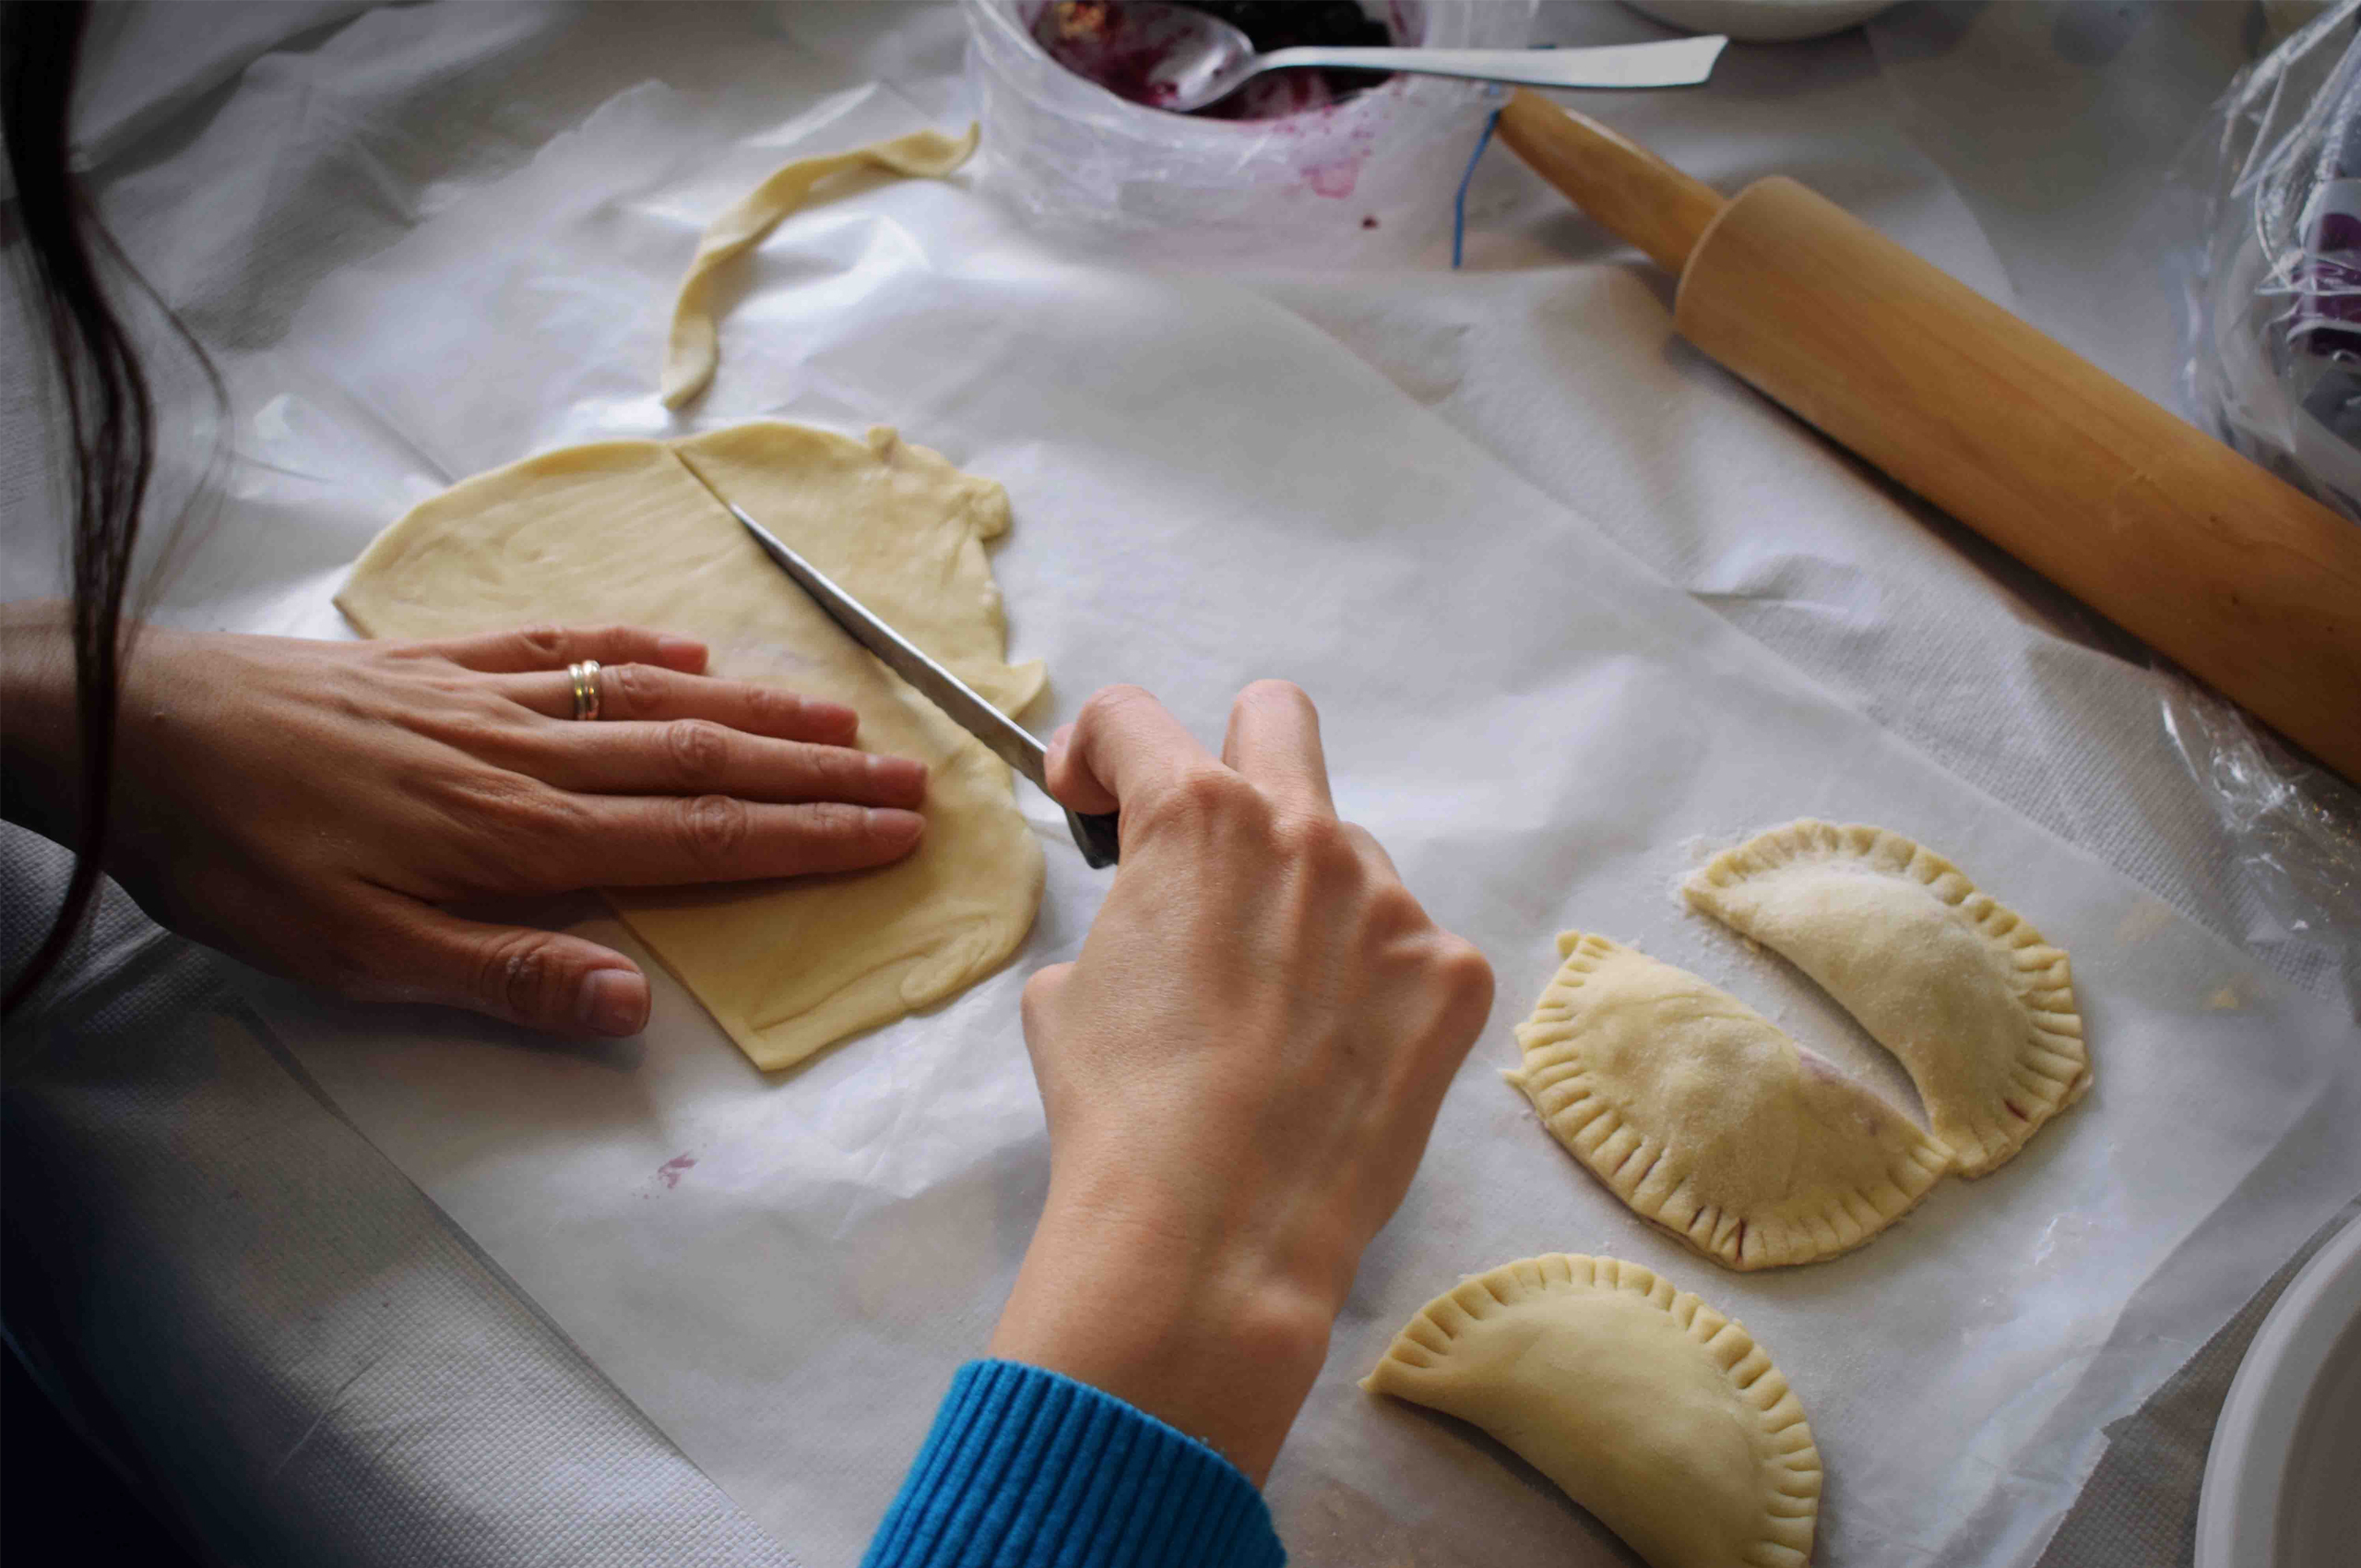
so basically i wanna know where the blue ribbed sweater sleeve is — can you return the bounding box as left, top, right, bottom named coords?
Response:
left=861, top=1360, right=1286, bottom=1568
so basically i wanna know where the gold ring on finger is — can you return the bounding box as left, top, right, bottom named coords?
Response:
left=568, top=659, right=603, bottom=721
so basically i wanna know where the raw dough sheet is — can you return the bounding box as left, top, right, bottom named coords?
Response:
left=224, top=81, right=2361, bottom=1568
left=334, top=427, right=1045, bottom=1072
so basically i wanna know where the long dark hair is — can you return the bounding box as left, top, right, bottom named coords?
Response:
left=3, top=0, right=217, bottom=1012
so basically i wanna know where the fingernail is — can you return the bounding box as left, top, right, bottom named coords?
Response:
left=870, top=806, right=926, bottom=849
left=867, top=753, right=927, bottom=802
left=576, top=968, right=648, bottom=1036
left=656, top=635, right=706, bottom=670
left=808, top=697, right=860, bottom=736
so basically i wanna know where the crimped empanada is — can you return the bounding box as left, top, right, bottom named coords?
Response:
left=1512, top=933, right=1952, bottom=1269
left=1684, top=821, right=2088, bottom=1176
left=1364, top=1253, right=1821, bottom=1568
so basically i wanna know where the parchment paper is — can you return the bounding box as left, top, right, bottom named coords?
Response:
left=223, top=76, right=2360, bottom=1568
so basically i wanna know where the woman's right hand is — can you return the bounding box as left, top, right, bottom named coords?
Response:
left=988, top=681, right=1495, bottom=1483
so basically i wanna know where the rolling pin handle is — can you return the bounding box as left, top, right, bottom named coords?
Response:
left=1495, top=89, right=1726, bottom=273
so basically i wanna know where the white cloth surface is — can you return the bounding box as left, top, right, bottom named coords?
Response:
left=4, top=5, right=2355, bottom=1568
left=2, top=826, right=801, bottom=1568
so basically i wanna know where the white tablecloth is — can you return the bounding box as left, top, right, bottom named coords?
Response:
left=4, top=6, right=2352, bottom=1567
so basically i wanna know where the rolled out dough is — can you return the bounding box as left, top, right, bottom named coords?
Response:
left=336, top=423, right=1045, bottom=1071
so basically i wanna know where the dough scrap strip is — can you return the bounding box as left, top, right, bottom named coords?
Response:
left=661, top=125, right=980, bottom=409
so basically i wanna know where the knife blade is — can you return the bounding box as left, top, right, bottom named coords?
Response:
left=718, top=496, right=1120, bottom=868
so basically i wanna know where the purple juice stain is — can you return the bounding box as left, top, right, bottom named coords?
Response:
left=657, top=1154, right=696, bottom=1189
left=1305, top=160, right=1359, bottom=198
left=1036, top=1, right=1396, bottom=121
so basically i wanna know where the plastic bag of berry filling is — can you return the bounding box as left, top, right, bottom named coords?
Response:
left=2165, top=0, right=2361, bottom=1002
left=965, top=0, right=1536, bottom=263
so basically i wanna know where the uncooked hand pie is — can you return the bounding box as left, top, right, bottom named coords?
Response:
left=1365, top=1253, right=1821, bottom=1568
left=1683, top=820, right=2089, bottom=1176
left=1512, top=932, right=1952, bottom=1270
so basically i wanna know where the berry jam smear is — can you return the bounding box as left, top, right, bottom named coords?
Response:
left=1038, top=1, right=1397, bottom=121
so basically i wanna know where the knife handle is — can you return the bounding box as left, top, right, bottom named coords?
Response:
left=1063, top=809, right=1121, bottom=869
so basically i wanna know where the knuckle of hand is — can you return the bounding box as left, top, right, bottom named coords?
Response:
left=443, top=770, right=564, bottom=847
left=1152, top=766, right=1258, bottom=831
left=1080, top=683, right=1156, bottom=732
left=801, top=743, right=862, bottom=795
left=676, top=793, right=750, bottom=864
left=516, top=624, right=566, bottom=661
left=745, top=685, right=796, bottom=731
left=1275, top=811, right=1353, bottom=867
left=663, top=718, right=730, bottom=788
left=805, top=800, right=878, bottom=845
left=479, top=927, right=564, bottom=1017
left=403, top=680, right=507, bottom=749
left=1367, top=882, right=1427, bottom=933
left=1434, top=936, right=1496, bottom=1003
left=462, top=688, right=515, bottom=729
left=610, top=660, right=662, bottom=716
left=500, top=778, right=582, bottom=841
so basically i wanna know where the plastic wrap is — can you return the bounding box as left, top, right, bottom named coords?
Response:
left=2174, top=0, right=2361, bottom=1002
left=965, top=0, right=1534, bottom=263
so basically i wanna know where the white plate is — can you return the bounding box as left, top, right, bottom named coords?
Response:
left=1621, top=0, right=1899, bottom=43
left=2196, top=1210, right=2361, bottom=1568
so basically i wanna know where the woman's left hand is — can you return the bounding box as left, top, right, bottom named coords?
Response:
left=3, top=608, right=929, bottom=1035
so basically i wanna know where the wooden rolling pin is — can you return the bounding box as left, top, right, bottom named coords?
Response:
left=1498, top=90, right=2361, bottom=786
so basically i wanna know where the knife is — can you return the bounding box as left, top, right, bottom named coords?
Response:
left=721, top=499, right=1121, bottom=869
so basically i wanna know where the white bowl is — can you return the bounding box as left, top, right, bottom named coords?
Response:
left=2196, top=1210, right=2361, bottom=1568
left=966, top=0, right=1536, bottom=261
